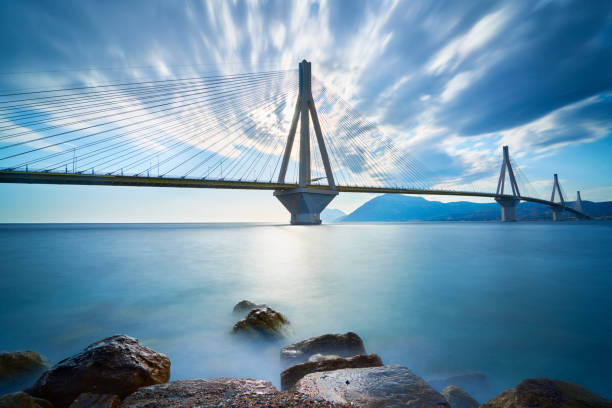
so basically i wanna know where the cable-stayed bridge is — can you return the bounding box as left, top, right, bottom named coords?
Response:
left=0, top=60, right=589, bottom=223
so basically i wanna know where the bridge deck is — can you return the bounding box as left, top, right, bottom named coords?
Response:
left=0, top=170, right=587, bottom=217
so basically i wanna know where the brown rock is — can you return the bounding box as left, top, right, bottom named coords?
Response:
left=0, top=351, right=49, bottom=382
left=281, top=332, right=366, bottom=363
left=232, top=307, right=290, bottom=339
left=441, top=385, right=479, bottom=408
left=26, top=335, right=170, bottom=408
left=0, top=391, right=53, bottom=408
left=68, top=393, right=120, bottom=408
left=118, top=378, right=277, bottom=407
left=296, top=365, right=449, bottom=407
left=482, top=378, right=612, bottom=408
left=308, top=354, right=342, bottom=363
left=233, top=300, right=266, bottom=314
left=281, top=353, right=383, bottom=391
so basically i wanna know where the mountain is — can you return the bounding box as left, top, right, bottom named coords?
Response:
left=320, top=208, right=347, bottom=222
left=341, top=194, right=612, bottom=222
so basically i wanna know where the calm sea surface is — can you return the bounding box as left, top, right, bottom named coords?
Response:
left=1, top=222, right=611, bottom=399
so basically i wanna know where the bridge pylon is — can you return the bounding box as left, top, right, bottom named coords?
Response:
left=495, top=146, right=521, bottom=222
left=274, top=60, right=338, bottom=224
left=549, top=173, right=565, bottom=221
left=575, top=191, right=585, bottom=215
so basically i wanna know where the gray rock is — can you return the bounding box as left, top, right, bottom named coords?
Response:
left=281, top=332, right=366, bottom=363
left=296, top=365, right=450, bottom=407
left=282, top=353, right=383, bottom=391
left=68, top=393, right=120, bottom=408
left=481, top=378, right=612, bottom=408
left=118, top=378, right=278, bottom=407
left=0, top=391, right=53, bottom=408
left=0, top=351, right=49, bottom=382
left=232, top=307, right=290, bottom=339
left=428, top=373, right=491, bottom=403
left=233, top=300, right=267, bottom=315
left=441, top=385, right=479, bottom=408
left=26, top=335, right=170, bottom=408
left=308, top=354, right=342, bottom=363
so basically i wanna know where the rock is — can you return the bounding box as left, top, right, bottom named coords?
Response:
left=281, top=332, right=366, bottom=363
left=428, top=372, right=491, bottom=403
left=0, top=351, right=49, bottom=381
left=0, top=391, right=53, bottom=408
left=308, top=354, right=342, bottom=363
left=296, top=365, right=450, bottom=407
left=118, top=378, right=277, bottom=407
left=481, top=378, right=612, bottom=408
left=231, top=307, right=290, bottom=339
left=68, top=393, right=120, bottom=408
left=26, top=335, right=170, bottom=408
left=281, top=353, right=383, bottom=391
left=233, top=300, right=267, bottom=314
left=441, top=385, right=479, bottom=408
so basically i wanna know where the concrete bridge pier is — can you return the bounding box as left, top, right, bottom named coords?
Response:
left=550, top=206, right=564, bottom=221
left=496, top=197, right=520, bottom=222
left=274, top=188, right=338, bottom=225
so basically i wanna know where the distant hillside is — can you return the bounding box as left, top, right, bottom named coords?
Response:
left=341, top=194, right=612, bottom=222
left=321, top=208, right=347, bottom=222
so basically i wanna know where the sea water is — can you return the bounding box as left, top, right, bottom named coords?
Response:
left=1, top=221, right=611, bottom=400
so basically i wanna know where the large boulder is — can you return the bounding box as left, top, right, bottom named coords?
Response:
left=233, top=300, right=267, bottom=315
left=296, top=365, right=449, bottom=407
left=118, top=378, right=277, bottom=407
left=68, top=393, right=120, bottom=408
left=282, top=353, right=383, bottom=391
left=0, top=392, right=53, bottom=408
left=441, top=385, right=479, bottom=408
left=231, top=307, right=290, bottom=339
left=26, top=335, right=170, bottom=408
left=281, top=332, right=366, bottom=363
left=0, top=351, right=49, bottom=392
left=428, top=372, right=491, bottom=403
left=481, top=378, right=612, bottom=408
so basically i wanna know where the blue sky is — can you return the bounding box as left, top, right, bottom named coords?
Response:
left=0, top=0, right=611, bottom=222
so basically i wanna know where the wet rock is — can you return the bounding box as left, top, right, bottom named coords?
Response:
left=481, top=378, right=612, bottom=408
left=68, top=393, right=120, bottom=408
left=296, top=365, right=449, bottom=407
left=281, top=332, right=366, bottom=363
left=441, top=385, right=479, bottom=408
left=231, top=307, right=290, bottom=339
left=0, top=351, right=49, bottom=388
left=281, top=353, right=383, bottom=391
left=233, top=300, right=267, bottom=315
left=26, top=335, right=170, bottom=408
left=118, top=378, right=277, bottom=407
left=428, top=372, right=491, bottom=403
left=0, top=391, right=53, bottom=408
left=308, top=354, right=342, bottom=363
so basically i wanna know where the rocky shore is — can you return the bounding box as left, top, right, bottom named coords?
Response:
left=1, top=301, right=611, bottom=408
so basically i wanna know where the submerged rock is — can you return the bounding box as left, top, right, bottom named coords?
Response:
left=428, top=372, right=491, bottom=403
left=0, top=351, right=49, bottom=385
left=296, top=365, right=449, bottom=407
left=233, top=300, right=267, bottom=315
left=281, top=353, right=383, bottom=391
left=481, top=378, right=612, bottom=408
left=232, top=307, right=290, bottom=339
left=281, top=332, right=366, bottom=363
left=441, top=385, right=479, bottom=408
left=0, top=391, right=53, bottom=408
left=68, top=393, right=120, bottom=408
left=118, top=378, right=277, bottom=407
left=26, top=335, right=170, bottom=408
left=308, top=354, right=342, bottom=363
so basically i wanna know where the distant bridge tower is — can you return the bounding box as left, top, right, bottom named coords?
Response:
left=495, top=146, right=521, bottom=222
left=274, top=60, right=338, bottom=224
left=549, top=173, right=565, bottom=221
left=575, top=191, right=585, bottom=215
